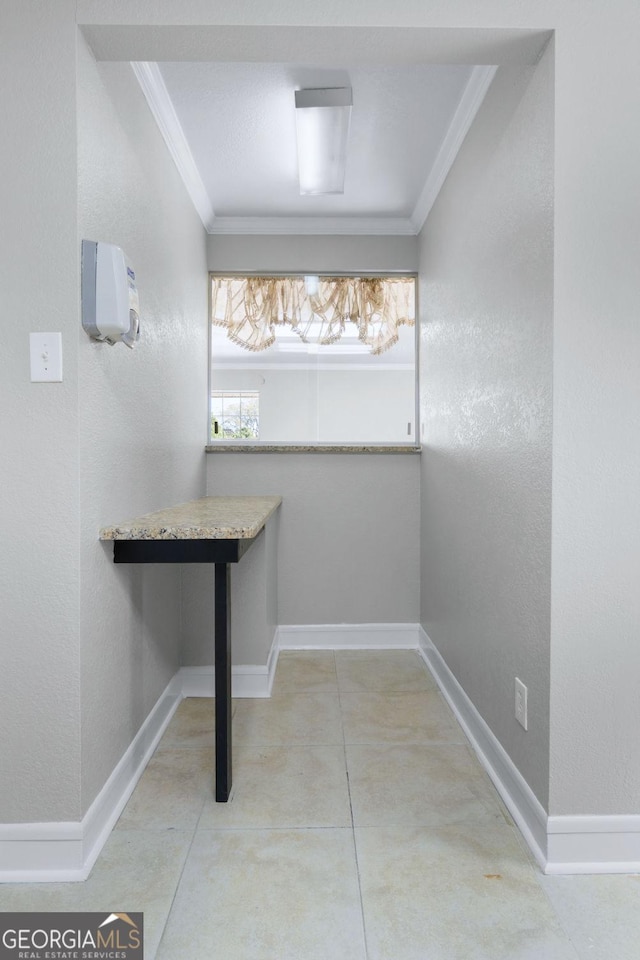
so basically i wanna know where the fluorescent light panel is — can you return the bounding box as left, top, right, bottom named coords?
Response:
left=294, top=87, right=352, bottom=196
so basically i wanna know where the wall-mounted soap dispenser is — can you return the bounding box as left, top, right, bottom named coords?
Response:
left=81, top=240, right=140, bottom=348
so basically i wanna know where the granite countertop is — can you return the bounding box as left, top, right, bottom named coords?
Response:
left=99, top=496, right=282, bottom=541
left=205, top=444, right=421, bottom=454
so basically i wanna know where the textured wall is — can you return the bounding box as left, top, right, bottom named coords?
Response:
left=210, top=453, right=420, bottom=623
left=419, top=54, right=554, bottom=807
left=77, top=38, right=208, bottom=813
left=208, top=234, right=418, bottom=275
left=183, top=452, right=420, bottom=664
left=0, top=0, right=82, bottom=823
left=548, top=17, right=640, bottom=816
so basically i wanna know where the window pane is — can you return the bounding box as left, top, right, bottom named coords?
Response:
left=210, top=275, right=416, bottom=444
left=211, top=391, right=260, bottom=441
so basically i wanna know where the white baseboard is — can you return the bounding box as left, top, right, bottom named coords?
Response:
left=545, top=816, right=640, bottom=874
left=277, top=622, right=421, bottom=650
left=417, top=627, right=548, bottom=871
left=418, top=628, right=640, bottom=875
left=0, top=673, right=182, bottom=883
left=180, top=631, right=279, bottom=698
left=0, top=630, right=280, bottom=882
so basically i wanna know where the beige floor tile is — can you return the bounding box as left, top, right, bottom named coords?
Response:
left=233, top=692, right=343, bottom=745
left=158, top=697, right=215, bottom=749
left=346, top=742, right=506, bottom=827
left=335, top=649, right=437, bottom=693
left=272, top=650, right=338, bottom=696
left=198, top=744, right=351, bottom=829
left=355, top=823, right=580, bottom=960
left=155, top=829, right=367, bottom=960
left=539, top=874, right=640, bottom=960
left=115, top=747, right=212, bottom=830
left=14, top=653, right=639, bottom=960
left=0, top=830, right=192, bottom=960
left=341, top=690, right=464, bottom=744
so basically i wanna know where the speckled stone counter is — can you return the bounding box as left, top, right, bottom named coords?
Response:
left=205, top=444, right=421, bottom=454
left=100, top=495, right=282, bottom=542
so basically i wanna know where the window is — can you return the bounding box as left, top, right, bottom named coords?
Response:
left=211, top=391, right=259, bottom=440
left=209, top=274, right=416, bottom=445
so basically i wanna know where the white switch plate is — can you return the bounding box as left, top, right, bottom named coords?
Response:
left=515, top=677, right=528, bottom=730
left=30, top=332, right=63, bottom=382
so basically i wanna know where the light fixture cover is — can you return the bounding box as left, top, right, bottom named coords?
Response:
left=294, top=87, right=352, bottom=196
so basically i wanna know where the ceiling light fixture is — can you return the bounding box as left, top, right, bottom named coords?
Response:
left=294, top=87, right=352, bottom=196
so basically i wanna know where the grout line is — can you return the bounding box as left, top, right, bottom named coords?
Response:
left=530, top=868, right=584, bottom=960
left=337, top=650, right=371, bottom=960
left=194, top=824, right=354, bottom=833
left=150, top=778, right=207, bottom=959
left=350, top=825, right=372, bottom=960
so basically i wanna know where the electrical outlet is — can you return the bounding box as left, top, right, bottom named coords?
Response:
left=515, top=677, right=528, bottom=730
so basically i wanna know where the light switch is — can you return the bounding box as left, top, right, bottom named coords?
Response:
left=30, top=332, right=63, bottom=382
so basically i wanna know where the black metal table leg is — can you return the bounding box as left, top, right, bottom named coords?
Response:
left=111, top=525, right=269, bottom=803
left=214, top=562, right=232, bottom=801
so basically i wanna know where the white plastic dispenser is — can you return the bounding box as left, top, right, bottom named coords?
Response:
left=81, top=240, right=140, bottom=347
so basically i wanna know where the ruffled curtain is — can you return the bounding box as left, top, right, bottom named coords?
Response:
left=210, top=275, right=415, bottom=355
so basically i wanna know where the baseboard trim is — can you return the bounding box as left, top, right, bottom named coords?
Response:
left=418, top=628, right=640, bottom=875
left=0, top=673, right=182, bottom=883
left=417, top=627, right=548, bottom=871
left=545, top=815, right=640, bottom=875
left=277, top=622, right=420, bottom=650
left=180, top=630, right=279, bottom=698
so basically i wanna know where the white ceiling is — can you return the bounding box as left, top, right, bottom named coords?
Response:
left=160, top=61, right=471, bottom=218
left=133, top=59, right=497, bottom=235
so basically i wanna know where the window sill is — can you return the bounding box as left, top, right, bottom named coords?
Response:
left=205, top=443, right=421, bottom=454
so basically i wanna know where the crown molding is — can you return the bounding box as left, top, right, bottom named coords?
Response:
left=131, top=61, right=415, bottom=237
left=132, top=60, right=495, bottom=238
left=207, top=216, right=416, bottom=236
left=410, top=64, right=498, bottom=234
left=131, top=61, right=216, bottom=232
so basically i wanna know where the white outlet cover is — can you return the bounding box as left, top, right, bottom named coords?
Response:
left=30, top=332, right=63, bottom=382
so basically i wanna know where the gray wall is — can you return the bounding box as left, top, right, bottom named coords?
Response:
left=185, top=453, right=421, bottom=664
left=547, top=17, right=640, bottom=816
left=77, top=39, right=208, bottom=812
left=0, top=6, right=208, bottom=826
left=0, top=0, right=82, bottom=823
left=208, top=235, right=418, bottom=275
left=210, top=452, right=419, bottom=622
left=419, top=54, right=554, bottom=807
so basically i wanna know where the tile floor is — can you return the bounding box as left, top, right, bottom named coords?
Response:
left=2, top=650, right=640, bottom=959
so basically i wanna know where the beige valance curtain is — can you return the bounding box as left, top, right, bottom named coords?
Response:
left=210, top=275, right=415, bottom=355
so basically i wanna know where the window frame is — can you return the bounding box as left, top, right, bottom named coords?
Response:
left=210, top=390, right=260, bottom=440
left=207, top=270, right=420, bottom=449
